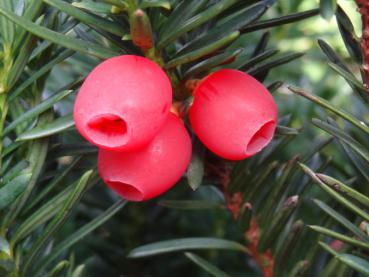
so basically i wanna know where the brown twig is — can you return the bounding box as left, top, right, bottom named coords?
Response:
left=355, top=0, right=369, bottom=86
left=214, top=162, right=274, bottom=276
left=246, top=219, right=274, bottom=277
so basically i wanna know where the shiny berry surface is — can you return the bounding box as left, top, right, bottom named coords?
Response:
left=189, top=69, right=277, bottom=160
left=74, top=55, right=172, bottom=151
left=98, top=114, right=192, bottom=201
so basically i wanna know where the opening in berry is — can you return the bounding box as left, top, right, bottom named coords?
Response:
left=245, top=121, right=275, bottom=156
left=86, top=113, right=128, bottom=148
left=107, top=180, right=144, bottom=201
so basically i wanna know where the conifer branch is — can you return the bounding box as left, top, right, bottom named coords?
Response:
left=355, top=0, right=369, bottom=86
left=215, top=162, right=275, bottom=277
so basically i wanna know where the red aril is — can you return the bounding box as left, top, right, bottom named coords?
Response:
left=189, top=69, right=277, bottom=160
left=98, top=113, right=192, bottom=201
left=74, top=55, right=172, bottom=151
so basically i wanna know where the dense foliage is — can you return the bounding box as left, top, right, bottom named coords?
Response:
left=1, top=0, right=369, bottom=276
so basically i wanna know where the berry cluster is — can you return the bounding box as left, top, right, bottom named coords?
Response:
left=74, top=55, right=277, bottom=201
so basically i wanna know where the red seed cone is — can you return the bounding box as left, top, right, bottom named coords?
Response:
left=98, top=113, right=192, bottom=201
left=189, top=69, right=277, bottom=161
left=74, top=55, right=172, bottom=151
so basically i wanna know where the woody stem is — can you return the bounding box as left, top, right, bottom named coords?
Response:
left=355, top=0, right=369, bottom=86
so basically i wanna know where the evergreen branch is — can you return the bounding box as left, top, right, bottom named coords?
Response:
left=217, top=163, right=275, bottom=277
left=355, top=0, right=369, bottom=86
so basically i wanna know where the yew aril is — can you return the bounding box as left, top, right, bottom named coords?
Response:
left=189, top=69, right=277, bottom=160
left=74, top=55, right=172, bottom=151
left=98, top=114, right=192, bottom=201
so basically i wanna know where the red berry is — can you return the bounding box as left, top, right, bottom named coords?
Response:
left=189, top=69, right=277, bottom=160
left=98, top=114, right=192, bottom=201
left=74, top=55, right=172, bottom=151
